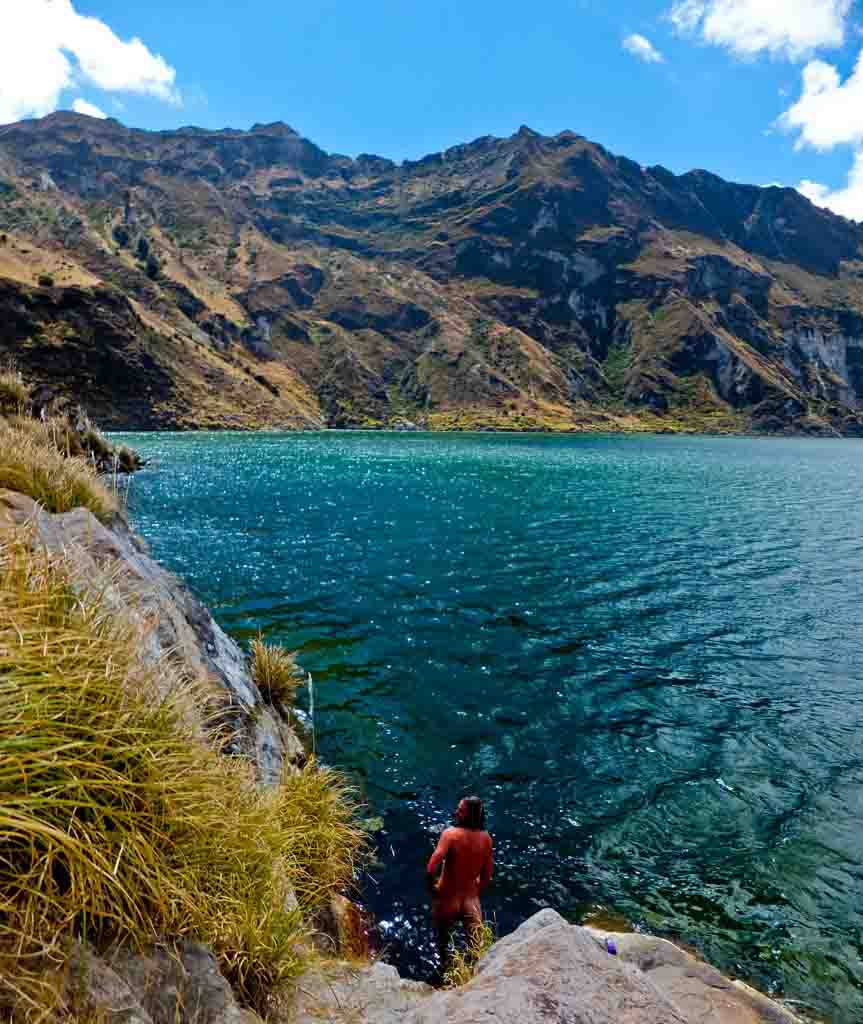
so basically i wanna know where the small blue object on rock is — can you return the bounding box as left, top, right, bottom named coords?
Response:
left=605, top=938, right=618, bottom=955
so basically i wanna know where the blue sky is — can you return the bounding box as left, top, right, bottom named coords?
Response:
left=5, top=1, right=863, bottom=218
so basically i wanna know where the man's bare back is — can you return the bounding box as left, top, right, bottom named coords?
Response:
left=426, top=797, right=493, bottom=976
left=428, top=825, right=493, bottom=915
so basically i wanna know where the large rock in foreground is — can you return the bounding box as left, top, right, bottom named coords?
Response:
left=408, top=910, right=686, bottom=1024
left=289, top=910, right=805, bottom=1024
left=585, top=927, right=804, bottom=1024
left=290, top=961, right=433, bottom=1023
left=65, top=941, right=259, bottom=1024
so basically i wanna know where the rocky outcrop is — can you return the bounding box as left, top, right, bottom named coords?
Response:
left=49, top=883, right=814, bottom=1023
left=47, top=898, right=815, bottom=1024
left=289, top=962, right=433, bottom=1023
left=586, top=928, right=806, bottom=1024
left=64, top=941, right=259, bottom=1024
left=408, top=910, right=687, bottom=1024
left=0, top=490, right=305, bottom=785
left=287, top=911, right=806, bottom=1024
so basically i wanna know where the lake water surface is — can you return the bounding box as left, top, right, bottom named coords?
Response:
left=116, top=431, right=863, bottom=1022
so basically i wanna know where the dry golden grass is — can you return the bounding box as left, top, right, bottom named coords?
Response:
left=0, top=368, right=29, bottom=414
left=443, top=920, right=495, bottom=989
left=8, top=414, right=141, bottom=473
left=0, top=419, right=118, bottom=522
left=9, top=413, right=94, bottom=459
left=251, top=638, right=304, bottom=706
left=274, top=760, right=370, bottom=906
left=0, top=235, right=101, bottom=290
left=0, top=530, right=369, bottom=1020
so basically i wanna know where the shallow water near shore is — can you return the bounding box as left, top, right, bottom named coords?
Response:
left=116, top=430, right=863, bottom=1022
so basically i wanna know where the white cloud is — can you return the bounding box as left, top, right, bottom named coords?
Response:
left=669, top=0, right=853, bottom=60
left=781, top=53, right=863, bottom=150
left=797, top=152, right=863, bottom=220
left=72, top=98, right=108, bottom=119
left=623, top=34, right=665, bottom=64
left=670, top=0, right=708, bottom=34
left=780, top=52, right=863, bottom=219
left=667, top=1, right=863, bottom=218
left=0, top=0, right=178, bottom=125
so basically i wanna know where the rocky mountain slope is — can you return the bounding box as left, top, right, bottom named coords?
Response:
left=2, top=111, right=863, bottom=434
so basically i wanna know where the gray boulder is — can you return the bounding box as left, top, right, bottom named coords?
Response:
left=64, top=943, right=152, bottom=1024
left=289, top=961, right=433, bottom=1023
left=65, top=941, right=261, bottom=1024
left=285, top=910, right=807, bottom=1024
left=111, top=942, right=258, bottom=1024
left=407, top=909, right=686, bottom=1024
left=584, top=928, right=804, bottom=1024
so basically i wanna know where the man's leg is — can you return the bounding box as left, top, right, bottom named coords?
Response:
left=433, top=907, right=456, bottom=980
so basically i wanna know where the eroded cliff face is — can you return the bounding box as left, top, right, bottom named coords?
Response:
left=2, top=112, right=863, bottom=433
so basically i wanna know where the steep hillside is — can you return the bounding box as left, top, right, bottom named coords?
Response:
left=2, top=111, right=863, bottom=434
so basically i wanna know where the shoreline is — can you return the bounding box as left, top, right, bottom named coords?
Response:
left=0, top=403, right=835, bottom=1022
left=108, top=424, right=863, bottom=441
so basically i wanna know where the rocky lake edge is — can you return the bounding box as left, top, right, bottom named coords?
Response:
left=0, top=392, right=818, bottom=1023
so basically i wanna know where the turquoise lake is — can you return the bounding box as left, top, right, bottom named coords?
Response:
left=116, top=431, right=863, bottom=1022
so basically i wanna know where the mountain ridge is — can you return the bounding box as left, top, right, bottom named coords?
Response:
left=1, top=111, right=862, bottom=434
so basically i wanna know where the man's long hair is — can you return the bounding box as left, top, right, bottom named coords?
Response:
left=462, top=795, right=485, bottom=830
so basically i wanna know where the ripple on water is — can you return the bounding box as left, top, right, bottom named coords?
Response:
left=116, top=431, right=863, bottom=1023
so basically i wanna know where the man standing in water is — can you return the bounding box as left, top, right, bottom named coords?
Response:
left=426, top=796, right=494, bottom=977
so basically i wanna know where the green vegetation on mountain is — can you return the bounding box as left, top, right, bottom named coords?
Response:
left=1, top=112, right=863, bottom=433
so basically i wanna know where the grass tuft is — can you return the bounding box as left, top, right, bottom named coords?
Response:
left=251, top=637, right=304, bottom=706
left=12, top=413, right=141, bottom=472
left=443, top=920, right=495, bottom=988
left=0, top=530, right=369, bottom=1020
left=0, top=368, right=30, bottom=414
left=0, top=419, right=118, bottom=522
left=275, top=759, right=370, bottom=907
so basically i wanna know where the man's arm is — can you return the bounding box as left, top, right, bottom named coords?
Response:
left=426, top=830, right=450, bottom=893
left=478, top=836, right=494, bottom=892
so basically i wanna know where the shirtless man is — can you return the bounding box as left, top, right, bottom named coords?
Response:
left=425, top=796, right=494, bottom=975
